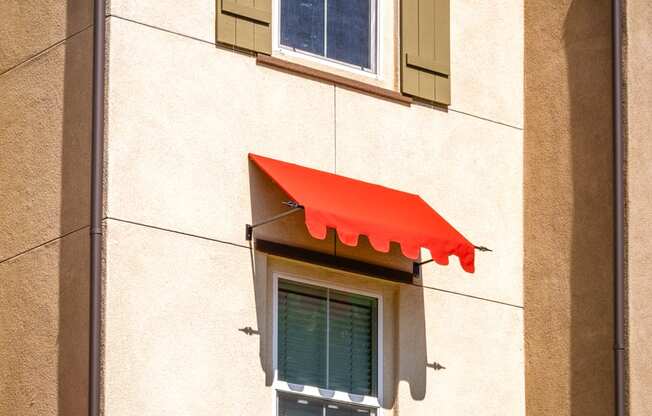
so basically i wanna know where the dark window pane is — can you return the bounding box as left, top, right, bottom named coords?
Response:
left=278, top=394, right=323, bottom=416
left=326, top=0, right=371, bottom=68
left=278, top=280, right=328, bottom=388
left=277, top=280, right=378, bottom=396
left=325, top=401, right=376, bottom=416
left=279, top=393, right=377, bottom=416
left=281, top=0, right=325, bottom=56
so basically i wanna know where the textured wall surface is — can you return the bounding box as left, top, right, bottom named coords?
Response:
left=524, top=1, right=613, bottom=415
left=626, top=1, right=652, bottom=414
left=0, top=28, right=92, bottom=260
left=108, top=0, right=523, bottom=127
left=0, top=230, right=89, bottom=416
left=104, top=1, right=525, bottom=413
left=0, top=2, right=92, bottom=415
left=104, top=217, right=524, bottom=416
left=0, top=0, right=92, bottom=73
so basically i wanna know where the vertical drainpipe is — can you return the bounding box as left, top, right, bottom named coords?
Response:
left=613, top=0, right=625, bottom=415
left=90, top=0, right=106, bottom=415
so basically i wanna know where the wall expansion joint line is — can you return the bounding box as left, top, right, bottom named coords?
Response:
left=0, top=24, right=94, bottom=78
left=448, top=108, right=523, bottom=131
left=106, top=217, right=522, bottom=308
left=0, top=225, right=90, bottom=265
left=334, top=84, right=337, bottom=174
left=413, top=283, right=523, bottom=309
left=106, top=217, right=250, bottom=249
left=109, top=15, right=215, bottom=46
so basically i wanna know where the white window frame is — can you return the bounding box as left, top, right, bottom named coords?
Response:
left=272, top=0, right=383, bottom=79
left=272, top=272, right=384, bottom=414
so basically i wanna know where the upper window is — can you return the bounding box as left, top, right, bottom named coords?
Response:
left=275, top=277, right=380, bottom=415
left=279, top=0, right=377, bottom=72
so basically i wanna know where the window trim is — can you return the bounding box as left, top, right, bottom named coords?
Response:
left=272, top=272, right=384, bottom=413
left=271, top=0, right=383, bottom=80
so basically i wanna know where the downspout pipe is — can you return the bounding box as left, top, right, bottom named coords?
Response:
left=90, top=0, right=106, bottom=415
left=613, top=0, right=625, bottom=415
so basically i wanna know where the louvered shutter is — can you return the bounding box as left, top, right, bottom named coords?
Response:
left=401, top=0, right=450, bottom=105
left=217, top=0, right=272, bottom=54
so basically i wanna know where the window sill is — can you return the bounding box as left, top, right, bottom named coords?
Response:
left=257, top=54, right=412, bottom=106
left=274, top=381, right=381, bottom=409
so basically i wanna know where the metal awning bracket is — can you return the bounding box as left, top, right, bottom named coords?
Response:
left=245, top=201, right=304, bottom=241
left=412, top=245, right=492, bottom=275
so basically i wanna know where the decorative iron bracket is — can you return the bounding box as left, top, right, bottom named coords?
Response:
left=245, top=201, right=303, bottom=241
left=412, top=245, right=493, bottom=275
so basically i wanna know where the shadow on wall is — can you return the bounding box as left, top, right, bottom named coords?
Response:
left=58, top=1, right=93, bottom=415
left=523, top=0, right=614, bottom=412
left=564, top=1, right=614, bottom=415
left=246, top=161, right=429, bottom=409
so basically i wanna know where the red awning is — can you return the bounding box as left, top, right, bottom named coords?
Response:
left=249, top=153, right=476, bottom=273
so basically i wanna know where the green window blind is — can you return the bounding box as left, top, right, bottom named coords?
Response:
left=328, top=290, right=377, bottom=396
left=278, top=280, right=328, bottom=388
left=278, top=280, right=378, bottom=396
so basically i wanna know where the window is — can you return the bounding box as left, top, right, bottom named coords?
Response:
left=278, top=393, right=377, bottom=416
left=275, top=277, right=381, bottom=415
left=279, top=0, right=377, bottom=72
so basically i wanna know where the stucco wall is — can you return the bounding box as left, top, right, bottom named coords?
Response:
left=0, top=2, right=92, bottom=415
left=0, top=0, right=91, bottom=74
left=0, top=230, right=89, bottom=416
left=0, top=21, right=92, bottom=261
left=625, top=1, right=652, bottom=414
left=104, top=1, right=524, bottom=414
left=524, top=1, right=614, bottom=415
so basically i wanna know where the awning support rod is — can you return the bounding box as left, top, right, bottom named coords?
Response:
left=246, top=201, right=304, bottom=240
left=413, top=245, right=492, bottom=275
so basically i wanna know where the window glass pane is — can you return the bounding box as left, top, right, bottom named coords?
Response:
left=278, top=280, right=328, bottom=388
left=281, top=0, right=325, bottom=56
left=278, top=394, right=324, bottom=416
left=325, top=402, right=376, bottom=416
left=326, top=0, right=372, bottom=69
left=328, top=290, right=377, bottom=396
left=278, top=394, right=377, bottom=416
left=277, top=280, right=378, bottom=396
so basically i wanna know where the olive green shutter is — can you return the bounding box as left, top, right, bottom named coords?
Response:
left=217, top=0, right=272, bottom=54
left=401, top=0, right=450, bottom=105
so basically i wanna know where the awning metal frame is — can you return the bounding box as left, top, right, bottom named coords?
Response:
left=245, top=201, right=303, bottom=241
left=413, top=245, right=492, bottom=275
left=247, top=202, right=491, bottom=277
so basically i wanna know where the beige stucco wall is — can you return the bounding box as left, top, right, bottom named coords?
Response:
left=0, top=2, right=92, bottom=415
left=625, top=1, right=652, bottom=414
left=0, top=0, right=91, bottom=74
left=0, top=230, right=89, bottom=416
left=104, top=1, right=524, bottom=414
left=108, top=0, right=523, bottom=128
left=524, top=1, right=614, bottom=415
left=0, top=25, right=92, bottom=261
left=104, top=219, right=524, bottom=416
